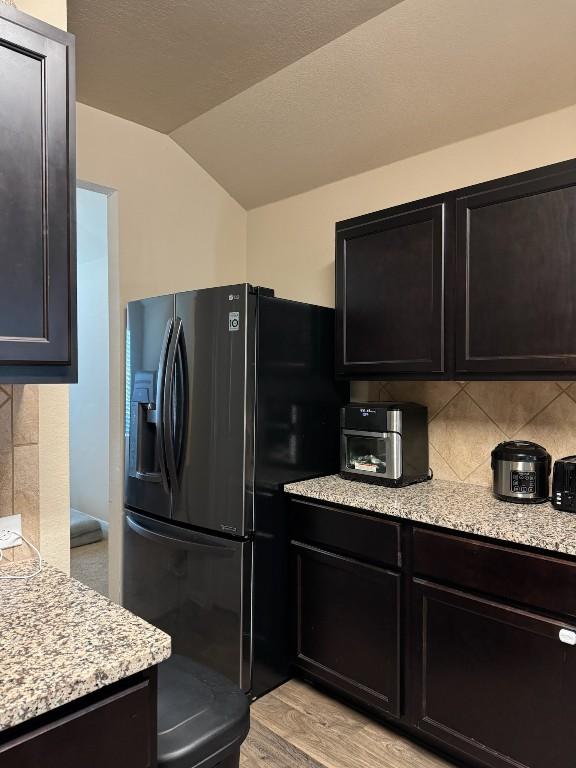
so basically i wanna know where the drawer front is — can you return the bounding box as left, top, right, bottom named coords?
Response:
left=0, top=679, right=154, bottom=768
left=290, top=497, right=400, bottom=568
left=413, top=527, right=576, bottom=618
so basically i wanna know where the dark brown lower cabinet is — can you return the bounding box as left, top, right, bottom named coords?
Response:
left=414, top=579, right=576, bottom=768
left=0, top=671, right=157, bottom=768
left=292, top=540, right=401, bottom=717
left=289, top=495, right=576, bottom=768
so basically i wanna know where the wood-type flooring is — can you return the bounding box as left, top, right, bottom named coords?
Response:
left=241, top=680, right=454, bottom=768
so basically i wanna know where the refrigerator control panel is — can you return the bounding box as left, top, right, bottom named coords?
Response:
left=229, top=311, right=240, bottom=331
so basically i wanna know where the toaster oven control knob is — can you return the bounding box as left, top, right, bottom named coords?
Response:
left=559, top=628, right=576, bottom=646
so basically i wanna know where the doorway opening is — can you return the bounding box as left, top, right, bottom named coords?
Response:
left=69, top=185, right=110, bottom=595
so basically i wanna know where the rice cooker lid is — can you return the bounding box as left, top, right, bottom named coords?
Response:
left=491, top=440, right=551, bottom=464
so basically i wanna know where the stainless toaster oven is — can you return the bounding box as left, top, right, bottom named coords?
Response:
left=340, top=402, right=429, bottom=487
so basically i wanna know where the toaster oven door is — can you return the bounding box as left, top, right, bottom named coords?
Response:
left=341, top=429, right=402, bottom=480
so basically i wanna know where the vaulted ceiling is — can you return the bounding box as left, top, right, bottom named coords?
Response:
left=69, top=0, right=400, bottom=133
left=70, top=0, right=576, bottom=209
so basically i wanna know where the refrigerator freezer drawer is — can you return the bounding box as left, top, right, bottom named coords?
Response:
left=123, top=512, right=252, bottom=693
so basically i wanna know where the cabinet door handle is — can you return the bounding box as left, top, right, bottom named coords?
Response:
left=559, top=628, right=576, bottom=645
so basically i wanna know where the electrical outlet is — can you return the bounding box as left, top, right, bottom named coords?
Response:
left=0, top=515, right=22, bottom=549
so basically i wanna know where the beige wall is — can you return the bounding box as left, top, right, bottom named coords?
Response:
left=15, top=0, right=67, bottom=30
left=10, top=0, right=71, bottom=573
left=247, top=103, right=576, bottom=307
left=76, top=103, right=247, bottom=600
left=77, top=104, right=247, bottom=304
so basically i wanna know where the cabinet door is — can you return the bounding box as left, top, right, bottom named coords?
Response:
left=336, top=200, right=448, bottom=377
left=0, top=8, right=76, bottom=381
left=412, top=580, right=576, bottom=768
left=293, top=541, right=401, bottom=717
left=455, top=162, right=576, bottom=375
left=0, top=676, right=155, bottom=768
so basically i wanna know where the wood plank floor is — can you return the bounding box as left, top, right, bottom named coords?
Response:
left=241, top=680, right=454, bottom=768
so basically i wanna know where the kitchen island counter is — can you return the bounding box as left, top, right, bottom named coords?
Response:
left=0, top=562, right=170, bottom=731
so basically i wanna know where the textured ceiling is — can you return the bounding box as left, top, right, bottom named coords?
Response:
left=68, top=0, right=402, bottom=133
left=171, top=0, right=576, bottom=208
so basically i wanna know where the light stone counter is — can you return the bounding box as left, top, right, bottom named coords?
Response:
left=285, top=474, right=576, bottom=557
left=0, top=563, right=170, bottom=731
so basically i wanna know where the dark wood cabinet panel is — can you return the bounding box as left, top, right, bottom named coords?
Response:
left=336, top=158, right=576, bottom=379
left=336, top=199, right=448, bottom=377
left=291, top=497, right=400, bottom=568
left=413, top=527, right=576, bottom=619
left=455, top=161, right=576, bottom=375
left=0, top=6, right=76, bottom=382
left=455, top=163, right=576, bottom=376
left=0, top=672, right=157, bottom=768
left=293, top=540, right=401, bottom=717
left=412, top=580, right=576, bottom=768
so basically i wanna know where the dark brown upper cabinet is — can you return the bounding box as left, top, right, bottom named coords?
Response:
left=336, top=197, right=449, bottom=378
left=0, top=6, right=76, bottom=383
left=337, top=158, right=576, bottom=380
left=455, top=162, right=576, bottom=376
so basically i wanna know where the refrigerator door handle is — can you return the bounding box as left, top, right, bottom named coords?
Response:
left=155, top=318, right=173, bottom=494
left=163, top=316, right=183, bottom=497
left=126, top=513, right=236, bottom=554
left=173, top=322, right=188, bottom=479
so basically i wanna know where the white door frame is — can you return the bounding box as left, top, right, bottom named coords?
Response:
left=76, top=180, right=122, bottom=602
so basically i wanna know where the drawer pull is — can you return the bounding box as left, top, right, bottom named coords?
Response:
left=559, top=628, right=576, bottom=645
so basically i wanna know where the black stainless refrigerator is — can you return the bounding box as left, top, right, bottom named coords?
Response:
left=123, top=284, right=345, bottom=698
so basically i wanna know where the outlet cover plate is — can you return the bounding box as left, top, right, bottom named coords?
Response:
left=0, top=514, right=22, bottom=549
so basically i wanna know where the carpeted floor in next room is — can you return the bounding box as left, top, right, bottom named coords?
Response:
left=70, top=538, right=109, bottom=598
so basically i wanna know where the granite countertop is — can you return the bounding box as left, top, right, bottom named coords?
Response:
left=0, top=563, right=171, bottom=731
left=285, top=474, right=576, bottom=557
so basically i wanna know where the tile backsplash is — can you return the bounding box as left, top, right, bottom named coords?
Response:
left=0, top=385, right=39, bottom=561
left=351, top=381, right=576, bottom=487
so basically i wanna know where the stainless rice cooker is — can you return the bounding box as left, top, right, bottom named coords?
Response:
left=491, top=440, right=551, bottom=504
